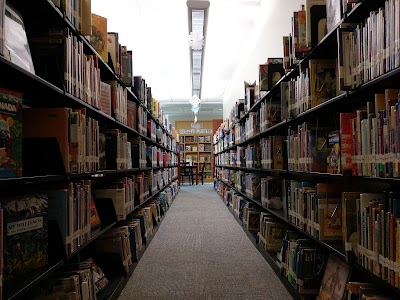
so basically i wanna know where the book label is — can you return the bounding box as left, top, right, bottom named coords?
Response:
left=7, top=216, right=43, bottom=236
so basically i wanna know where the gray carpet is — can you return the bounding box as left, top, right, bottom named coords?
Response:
left=118, top=184, right=293, bottom=300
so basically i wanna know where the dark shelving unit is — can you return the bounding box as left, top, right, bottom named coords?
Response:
left=0, top=1, right=181, bottom=299
left=213, top=2, right=400, bottom=299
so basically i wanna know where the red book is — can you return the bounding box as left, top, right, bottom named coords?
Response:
left=340, top=112, right=356, bottom=175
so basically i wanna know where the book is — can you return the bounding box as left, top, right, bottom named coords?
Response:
left=0, top=88, right=22, bottom=178
left=340, top=112, right=356, bottom=175
left=2, top=193, right=48, bottom=283
left=306, top=0, right=327, bottom=48
left=298, top=248, right=329, bottom=294
left=90, top=195, right=101, bottom=229
left=326, top=0, right=342, bottom=33
left=84, top=257, right=109, bottom=294
left=23, top=107, right=71, bottom=173
left=342, top=192, right=361, bottom=262
left=327, top=130, right=340, bottom=174
left=0, top=0, right=4, bottom=56
left=317, top=254, right=351, bottom=300
left=309, top=58, right=337, bottom=108
left=4, top=2, right=35, bottom=74
left=267, top=58, right=285, bottom=89
left=90, top=13, right=107, bottom=62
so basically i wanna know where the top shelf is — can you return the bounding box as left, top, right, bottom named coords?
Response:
left=3, top=0, right=174, bottom=140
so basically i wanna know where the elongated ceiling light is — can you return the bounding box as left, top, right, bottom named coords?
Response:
left=187, top=0, right=209, bottom=122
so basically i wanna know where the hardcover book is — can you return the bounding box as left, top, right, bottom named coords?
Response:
left=342, top=192, right=360, bottom=262
left=259, top=64, right=268, bottom=91
left=306, top=0, right=327, bottom=48
left=0, top=0, right=4, bottom=56
left=4, top=3, right=35, bottom=74
left=309, top=58, right=337, bottom=108
left=267, top=58, right=285, bottom=90
left=90, top=195, right=101, bottom=229
left=2, top=193, right=48, bottom=282
left=317, top=254, right=351, bottom=300
left=340, top=112, right=356, bottom=175
left=327, top=130, right=340, bottom=174
left=84, top=257, right=110, bottom=294
left=326, top=0, right=342, bottom=32
left=0, top=88, right=22, bottom=178
left=298, top=248, right=329, bottom=294
left=90, top=13, right=108, bottom=62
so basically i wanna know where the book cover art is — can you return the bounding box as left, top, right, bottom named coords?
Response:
left=326, top=0, right=341, bottom=32
left=265, top=222, right=286, bottom=251
left=259, top=64, right=268, bottom=91
left=308, top=128, right=328, bottom=172
left=85, top=257, right=109, bottom=294
left=267, top=58, right=285, bottom=89
left=318, top=198, right=342, bottom=240
left=309, top=59, right=337, bottom=108
left=0, top=88, right=22, bottom=178
left=90, top=195, right=101, bottom=229
left=327, top=130, right=340, bottom=174
left=298, top=248, right=329, bottom=294
left=90, top=13, right=107, bottom=62
left=4, top=3, right=35, bottom=74
left=2, top=193, right=48, bottom=282
left=306, top=0, right=327, bottom=48
left=318, top=254, right=351, bottom=300
left=340, top=112, right=356, bottom=175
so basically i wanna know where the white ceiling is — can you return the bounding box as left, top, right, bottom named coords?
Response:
left=92, top=0, right=304, bottom=120
left=92, top=0, right=261, bottom=107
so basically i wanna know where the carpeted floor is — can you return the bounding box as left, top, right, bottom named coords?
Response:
left=118, top=184, right=293, bottom=300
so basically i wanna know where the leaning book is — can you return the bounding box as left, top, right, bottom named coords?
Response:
left=2, top=193, right=48, bottom=283
left=0, top=88, right=23, bottom=178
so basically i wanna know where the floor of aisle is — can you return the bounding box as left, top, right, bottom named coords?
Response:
left=118, top=184, right=293, bottom=300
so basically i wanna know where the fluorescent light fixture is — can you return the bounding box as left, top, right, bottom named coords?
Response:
left=187, top=0, right=209, bottom=101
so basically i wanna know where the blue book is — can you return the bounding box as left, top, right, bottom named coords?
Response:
left=47, top=189, right=70, bottom=255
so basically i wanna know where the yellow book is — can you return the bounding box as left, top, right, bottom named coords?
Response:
left=90, top=13, right=108, bottom=62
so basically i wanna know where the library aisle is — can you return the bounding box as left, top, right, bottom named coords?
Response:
left=118, top=184, right=293, bottom=300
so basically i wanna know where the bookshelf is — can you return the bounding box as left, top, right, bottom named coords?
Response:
left=214, top=0, right=400, bottom=299
left=0, top=1, right=180, bottom=300
left=176, top=120, right=215, bottom=182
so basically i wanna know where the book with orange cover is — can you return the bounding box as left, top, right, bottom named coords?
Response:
left=23, top=107, right=71, bottom=173
left=90, top=13, right=107, bottom=62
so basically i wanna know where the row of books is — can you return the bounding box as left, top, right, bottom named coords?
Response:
left=217, top=90, right=400, bottom=179
left=180, top=135, right=212, bottom=143
left=218, top=171, right=400, bottom=290
left=217, top=181, right=395, bottom=299
left=215, top=135, right=286, bottom=171
left=0, top=88, right=178, bottom=178
left=338, top=0, right=400, bottom=91
left=132, top=76, right=174, bottom=136
left=218, top=184, right=328, bottom=296
left=26, top=181, right=179, bottom=300
left=0, top=2, right=175, bottom=142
